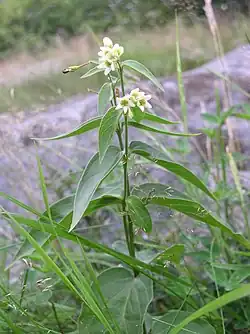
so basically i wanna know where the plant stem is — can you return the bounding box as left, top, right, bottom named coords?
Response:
left=108, top=75, right=131, bottom=252
left=118, top=63, right=136, bottom=264
left=124, top=113, right=136, bottom=259
left=51, top=302, right=64, bottom=334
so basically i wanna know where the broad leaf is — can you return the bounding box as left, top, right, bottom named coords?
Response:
left=169, top=284, right=250, bottom=334
left=126, top=195, right=152, bottom=233
left=80, top=267, right=153, bottom=334
left=98, top=82, right=112, bottom=115
left=130, top=141, right=216, bottom=201
left=72, top=146, right=123, bottom=231
left=81, top=66, right=103, bottom=79
left=152, top=310, right=215, bottom=334
left=128, top=121, right=199, bottom=137
left=123, top=60, right=164, bottom=92
left=144, top=112, right=179, bottom=125
left=99, top=107, right=122, bottom=162
left=32, top=117, right=101, bottom=141
left=152, top=244, right=185, bottom=265
left=132, top=183, right=250, bottom=251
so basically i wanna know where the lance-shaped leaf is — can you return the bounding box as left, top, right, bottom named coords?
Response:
left=98, top=82, right=112, bottom=115
left=123, top=60, right=164, bottom=92
left=130, top=141, right=216, bottom=201
left=126, top=195, right=152, bottom=233
left=79, top=267, right=153, bottom=334
left=152, top=244, right=185, bottom=265
left=32, top=117, right=101, bottom=141
left=132, top=183, right=250, bottom=251
left=128, top=121, right=199, bottom=137
left=144, top=112, right=179, bottom=125
left=72, top=146, right=123, bottom=231
left=81, top=66, right=103, bottom=79
left=99, top=107, right=122, bottom=162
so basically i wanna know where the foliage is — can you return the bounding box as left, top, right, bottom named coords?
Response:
left=1, top=20, right=250, bottom=334
left=0, top=0, right=250, bottom=53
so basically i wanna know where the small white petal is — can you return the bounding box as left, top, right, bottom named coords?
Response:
left=103, top=37, right=113, bottom=48
left=139, top=106, right=145, bottom=112
left=146, top=102, right=152, bottom=109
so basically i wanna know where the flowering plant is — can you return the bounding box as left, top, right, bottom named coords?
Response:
left=6, top=36, right=244, bottom=334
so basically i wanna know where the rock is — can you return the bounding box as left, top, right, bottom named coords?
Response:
left=1, top=44, right=250, bottom=233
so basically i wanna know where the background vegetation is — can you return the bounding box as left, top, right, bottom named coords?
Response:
left=0, top=0, right=249, bottom=53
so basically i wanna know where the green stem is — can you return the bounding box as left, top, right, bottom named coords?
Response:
left=118, top=63, right=136, bottom=265
left=124, top=113, right=136, bottom=259
left=108, top=74, right=131, bottom=254
left=51, top=302, right=64, bottom=334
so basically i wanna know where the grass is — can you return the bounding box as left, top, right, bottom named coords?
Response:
left=1, top=13, right=250, bottom=114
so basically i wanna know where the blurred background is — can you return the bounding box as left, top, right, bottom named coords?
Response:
left=0, top=0, right=250, bottom=113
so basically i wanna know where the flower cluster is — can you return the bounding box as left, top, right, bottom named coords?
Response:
left=97, top=37, right=124, bottom=76
left=116, top=88, right=152, bottom=118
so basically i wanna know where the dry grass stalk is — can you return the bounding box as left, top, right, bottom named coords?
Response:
left=204, top=0, right=236, bottom=153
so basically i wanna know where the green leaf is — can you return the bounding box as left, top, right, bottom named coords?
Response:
left=80, top=267, right=153, bottom=334
left=98, top=82, right=112, bottom=115
left=201, top=113, right=220, bottom=124
left=131, top=106, right=145, bottom=123
left=32, top=117, right=101, bottom=141
left=152, top=310, right=216, bottom=334
left=132, top=183, right=250, bottom=251
left=144, top=112, right=179, bottom=125
left=4, top=212, right=116, bottom=334
left=130, top=141, right=216, bottom=201
left=176, top=14, right=188, bottom=133
left=80, top=66, right=103, bottom=79
left=233, top=112, right=250, bottom=120
left=126, top=195, right=152, bottom=233
left=226, top=269, right=250, bottom=291
left=72, top=146, right=123, bottom=231
left=128, top=121, right=199, bottom=137
left=152, top=244, right=185, bottom=265
left=201, top=128, right=216, bottom=139
left=13, top=193, right=122, bottom=263
left=14, top=195, right=74, bottom=261
left=99, top=107, right=122, bottom=162
left=123, top=60, right=164, bottom=92
left=10, top=214, right=190, bottom=287
left=169, top=284, right=250, bottom=334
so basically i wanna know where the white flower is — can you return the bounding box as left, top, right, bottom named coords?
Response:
left=103, top=37, right=113, bottom=48
left=129, top=88, right=152, bottom=112
left=137, top=94, right=152, bottom=112
left=97, top=59, right=116, bottom=76
left=116, top=95, right=135, bottom=115
left=97, top=37, right=124, bottom=75
left=130, top=88, right=145, bottom=103
left=110, top=44, right=124, bottom=60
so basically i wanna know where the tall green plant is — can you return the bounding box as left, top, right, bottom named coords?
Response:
left=3, top=35, right=250, bottom=333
